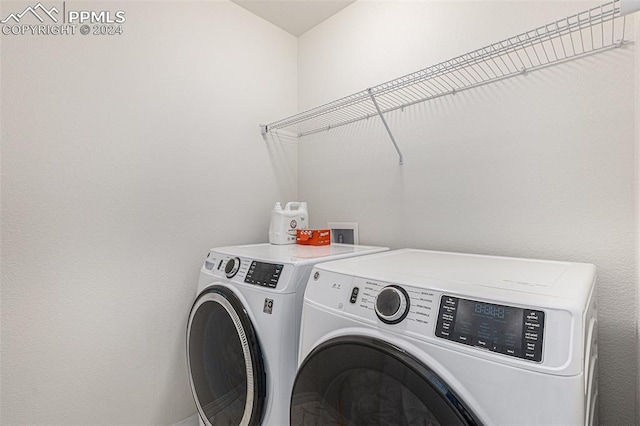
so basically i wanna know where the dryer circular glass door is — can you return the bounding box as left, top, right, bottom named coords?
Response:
left=187, top=286, right=266, bottom=426
left=291, top=336, right=482, bottom=426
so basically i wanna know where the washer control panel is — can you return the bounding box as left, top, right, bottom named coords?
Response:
left=342, top=278, right=437, bottom=331
left=308, top=273, right=548, bottom=364
left=306, top=264, right=578, bottom=371
left=435, top=295, right=545, bottom=362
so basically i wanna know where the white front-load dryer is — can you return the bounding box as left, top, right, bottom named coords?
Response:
left=292, top=249, right=597, bottom=426
left=187, top=243, right=388, bottom=426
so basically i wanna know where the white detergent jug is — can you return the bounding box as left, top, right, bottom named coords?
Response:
left=268, top=201, right=309, bottom=245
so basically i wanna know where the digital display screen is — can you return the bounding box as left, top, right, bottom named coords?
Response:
left=454, top=299, right=524, bottom=351
left=244, top=261, right=283, bottom=288
left=435, top=295, right=544, bottom=362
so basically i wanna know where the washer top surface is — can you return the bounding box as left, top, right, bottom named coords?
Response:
left=313, top=249, right=595, bottom=303
left=213, top=243, right=387, bottom=265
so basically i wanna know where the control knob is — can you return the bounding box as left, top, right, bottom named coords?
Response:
left=225, top=257, right=241, bottom=278
left=375, top=285, right=410, bottom=324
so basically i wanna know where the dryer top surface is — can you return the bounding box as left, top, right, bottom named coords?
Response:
left=212, top=243, right=388, bottom=265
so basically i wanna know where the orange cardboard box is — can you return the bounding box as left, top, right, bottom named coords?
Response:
left=296, top=229, right=331, bottom=246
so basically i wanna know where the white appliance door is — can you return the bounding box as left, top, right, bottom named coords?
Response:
left=291, top=336, right=482, bottom=426
left=187, top=285, right=266, bottom=426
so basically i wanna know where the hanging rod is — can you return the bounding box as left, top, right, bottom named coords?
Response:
left=261, top=0, right=634, bottom=142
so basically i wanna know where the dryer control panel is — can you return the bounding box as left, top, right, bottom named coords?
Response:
left=244, top=261, right=284, bottom=288
left=203, top=253, right=285, bottom=289
left=435, top=295, right=545, bottom=362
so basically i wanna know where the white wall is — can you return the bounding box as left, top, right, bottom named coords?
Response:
left=298, top=1, right=637, bottom=425
left=0, top=1, right=297, bottom=424
left=636, top=10, right=640, bottom=426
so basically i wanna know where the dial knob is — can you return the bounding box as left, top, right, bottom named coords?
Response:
left=375, top=286, right=410, bottom=324
left=224, top=257, right=241, bottom=278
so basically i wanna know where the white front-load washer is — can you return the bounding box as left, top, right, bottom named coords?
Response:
left=186, top=243, right=388, bottom=426
left=292, top=249, right=597, bottom=426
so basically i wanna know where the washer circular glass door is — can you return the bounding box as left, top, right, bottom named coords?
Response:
left=291, top=336, right=481, bottom=426
left=187, top=286, right=266, bottom=426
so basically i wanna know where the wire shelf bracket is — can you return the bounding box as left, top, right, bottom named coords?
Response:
left=261, top=0, right=639, bottom=165
left=368, top=88, right=404, bottom=165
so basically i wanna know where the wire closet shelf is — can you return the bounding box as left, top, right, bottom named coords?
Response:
left=261, top=0, right=630, bottom=147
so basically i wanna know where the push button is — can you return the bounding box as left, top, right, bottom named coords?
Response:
left=525, top=321, right=541, bottom=331
left=525, top=310, right=541, bottom=322
left=349, top=287, right=359, bottom=304
left=443, top=297, right=457, bottom=306
left=525, top=332, right=539, bottom=341
left=456, top=334, right=470, bottom=344
left=476, top=338, right=489, bottom=348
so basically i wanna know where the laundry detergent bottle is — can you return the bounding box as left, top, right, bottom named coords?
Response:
left=269, top=201, right=309, bottom=244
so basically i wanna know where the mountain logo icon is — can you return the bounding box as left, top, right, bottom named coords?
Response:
left=1, top=3, right=59, bottom=24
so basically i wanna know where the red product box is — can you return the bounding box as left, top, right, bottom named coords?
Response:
left=296, top=229, right=331, bottom=246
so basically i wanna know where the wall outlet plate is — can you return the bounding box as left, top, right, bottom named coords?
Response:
left=327, top=222, right=359, bottom=245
